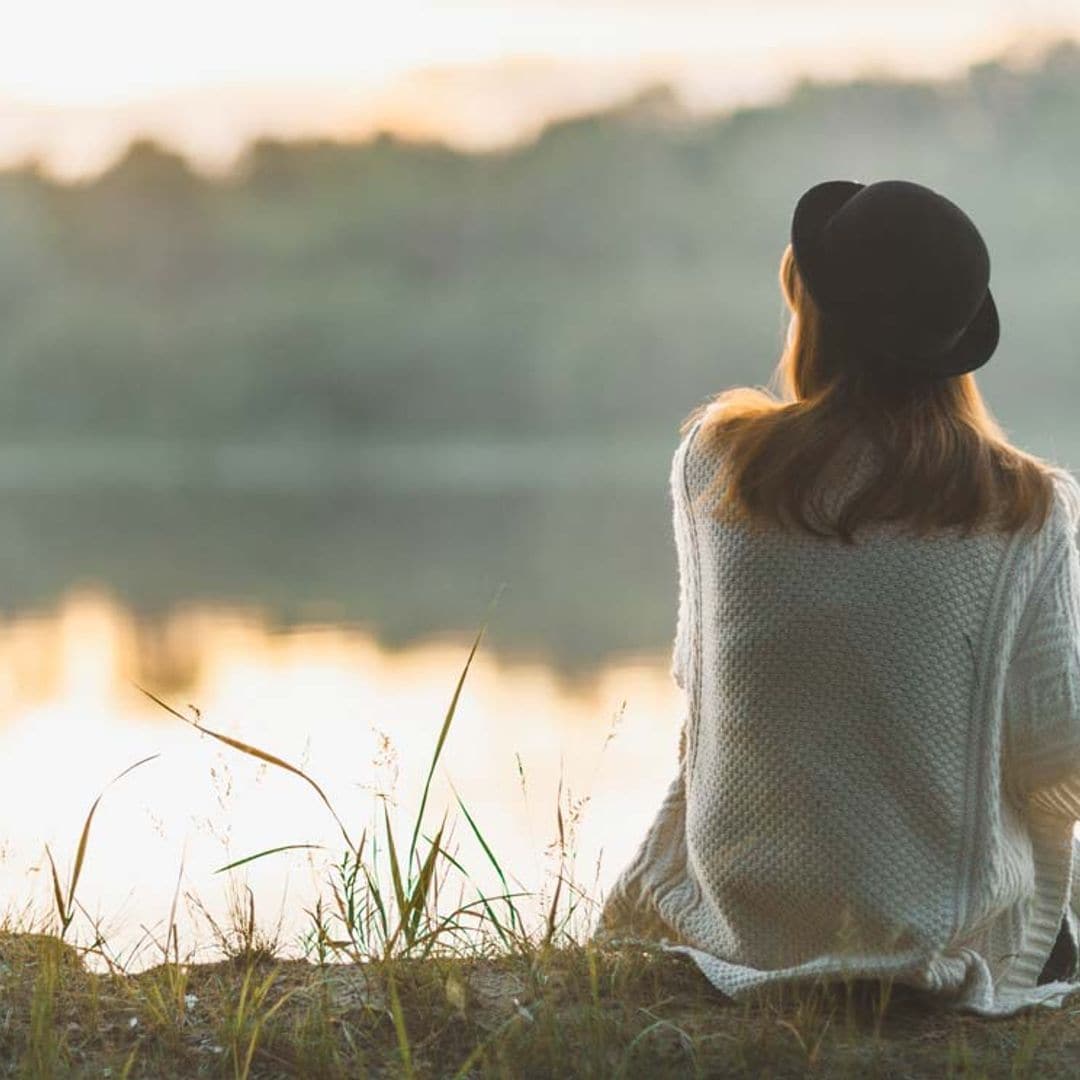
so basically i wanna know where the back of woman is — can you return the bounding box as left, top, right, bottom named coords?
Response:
left=595, top=179, right=1080, bottom=1017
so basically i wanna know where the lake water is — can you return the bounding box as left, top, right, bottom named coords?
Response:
left=0, top=443, right=688, bottom=967
left=2, top=428, right=1077, bottom=968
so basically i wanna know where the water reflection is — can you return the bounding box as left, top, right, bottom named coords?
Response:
left=0, top=590, right=683, bottom=966
left=0, top=476, right=677, bottom=677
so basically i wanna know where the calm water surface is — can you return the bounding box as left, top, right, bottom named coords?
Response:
left=0, top=593, right=682, bottom=965
left=2, top=430, right=1076, bottom=966
left=0, top=451, right=687, bottom=965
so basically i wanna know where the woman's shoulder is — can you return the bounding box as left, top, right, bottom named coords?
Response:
left=1045, top=464, right=1080, bottom=528
left=669, top=402, right=731, bottom=505
left=1005, top=464, right=1080, bottom=583
left=1041, top=468, right=1080, bottom=574
left=1028, top=463, right=1080, bottom=553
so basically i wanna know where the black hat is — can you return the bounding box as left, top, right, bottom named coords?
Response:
left=790, top=179, right=999, bottom=379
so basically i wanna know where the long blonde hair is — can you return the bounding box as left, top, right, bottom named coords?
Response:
left=682, top=243, right=1055, bottom=543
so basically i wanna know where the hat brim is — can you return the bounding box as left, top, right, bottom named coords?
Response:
left=790, top=178, right=999, bottom=379
left=906, top=287, right=998, bottom=378
left=790, top=179, right=865, bottom=311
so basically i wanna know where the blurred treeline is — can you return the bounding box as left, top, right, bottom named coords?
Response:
left=1, top=38, right=1078, bottom=446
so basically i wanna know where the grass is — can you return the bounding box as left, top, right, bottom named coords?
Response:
left=6, top=930, right=1080, bottom=1078
left=4, top=596, right=1080, bottom=1077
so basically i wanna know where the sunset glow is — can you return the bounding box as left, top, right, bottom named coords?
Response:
left=0, top=591, right=683, bottom=966
left=2, top=1, right=1079, bottom=178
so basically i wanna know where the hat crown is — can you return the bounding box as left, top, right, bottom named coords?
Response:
left=821, top=181, right=989, bottom=330
left=790, top=178, right=998, bottom=377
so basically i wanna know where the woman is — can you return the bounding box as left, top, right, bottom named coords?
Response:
left=594, top=179, right=1080, bottom=1017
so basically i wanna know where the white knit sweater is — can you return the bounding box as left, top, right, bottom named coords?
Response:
left=596, top=409, right=1080, bottom=1016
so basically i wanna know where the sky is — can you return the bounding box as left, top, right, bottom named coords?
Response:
left=2, top=0, right=1079, bottom=180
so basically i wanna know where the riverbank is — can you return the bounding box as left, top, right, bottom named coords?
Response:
left=3, top=931, right=1079, bottom=1078
left=10, top=639, right=1080, bottom=1077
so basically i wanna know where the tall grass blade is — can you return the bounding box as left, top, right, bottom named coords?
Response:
left=119, top=1046, right=139, bottom=1079
left=382, top=804, right=410, bottom=954
left=544, top=774, right=566, bottom=947
left=44, top=845, right=68, bottom=931
left=359, top=863, right=390, bottom=946
left=407, top=815, right=447, bottom=943
left=137, top=685, right=356, bottom=854
left=214, top=844, right=324, bottom=875
left=164, top=852, right=185, bottom=965
left=70, top=753, right=160, bottom=918
left=544, top=870, right=564, bottom=947
left=110, top=753, right=162, bottom=785
left=67, top=790, right=105, bottom=920
left=450, top=783, right=522, bottom=935
left=45, top=753, right=159, bottom=939
left=386, top=968, right=415, bottom=1080
left=407, top=584, right=504, bottom=875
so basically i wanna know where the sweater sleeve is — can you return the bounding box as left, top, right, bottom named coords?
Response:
left=1003, top=520, right=1080, bottom=815
left=669, top=420, right=703, bottom=692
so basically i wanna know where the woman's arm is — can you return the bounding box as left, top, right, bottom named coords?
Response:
left=669, top=417, right=705, bottom=693
left=593, top=425, right=703, bottom=939
left=1003, top=526, right=1080, bottom=816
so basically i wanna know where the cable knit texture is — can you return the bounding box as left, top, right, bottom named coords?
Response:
left=595, top=407, right=1080, bottom=1016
